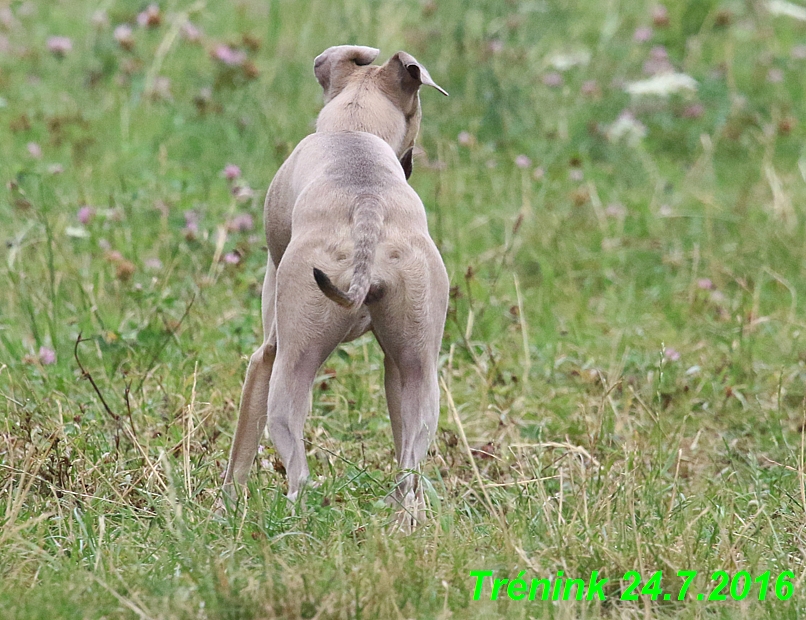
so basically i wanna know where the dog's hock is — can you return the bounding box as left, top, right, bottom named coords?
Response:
left=314, top=45, right=380, bottom=101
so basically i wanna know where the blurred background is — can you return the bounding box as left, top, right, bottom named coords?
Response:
left=2, top=0, right=806, bottom=617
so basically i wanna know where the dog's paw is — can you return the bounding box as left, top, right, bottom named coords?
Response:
left=213, top=496, right=227, bottom=518
left=215, top=483, right=243, bottom=517
left=389, top=490, right=426, bottom=535
left=221, top=481, right=237, bottom=501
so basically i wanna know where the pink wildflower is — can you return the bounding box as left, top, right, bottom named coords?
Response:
left=542, top=72, right=563, bottom=88
left=644, top=45, right=673, bottom=75
left=457, top=131, right=474, bottom=147
left=0, top=7, right=16, bottom=29
left=212, top=44, right=246, bottom=67
left=223, top=164, right=241, bottom=180
left=581, top=80, right=599, bottom=96
left=181, top=22, right=202, bottom=43
left=515, top=154, right=531, bottom=169
left=137, top=4, right=161, bottom=28
left=652, top=5, right=669, bottom=27
left=682, top=103, right=705, bottom=119
left=47, top=36, right=72, bottom=57
left=227, top=213, right=254, bottom=233
left=664, top=347, right=680, bottom=362
left=77, top=206, right=95, bottom=224
left=487, top=40, right=504, bottom=54
left=183, top=211, right=199, bottom=237
left=38, top=346, right=56, bottom=365
left=605, top=203, right=627, bottom=218
left=114, top=24, right=134, bottom=50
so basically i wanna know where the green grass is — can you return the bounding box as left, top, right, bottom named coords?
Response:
left=2, top=0, right=806, bottom=617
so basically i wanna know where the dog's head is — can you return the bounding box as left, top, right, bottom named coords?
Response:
left=313, top=46, right=447, bottom=172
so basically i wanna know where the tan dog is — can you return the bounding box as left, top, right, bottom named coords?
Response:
left=223, top=45, right=449, bottom=527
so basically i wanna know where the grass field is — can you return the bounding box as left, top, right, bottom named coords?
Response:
left=2, top=0, right=806, bottom=617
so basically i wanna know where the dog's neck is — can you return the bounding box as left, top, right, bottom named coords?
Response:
left=314, top=83, right=419, bottom=158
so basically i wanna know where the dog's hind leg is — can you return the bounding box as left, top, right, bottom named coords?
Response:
left=268, top=250, right=354, bottom=500
left=381, top=352, right=404, bottom=460
left=223, top=259, right=278, bottom=494
left=371, top=242, right=449, bottom=530
left=380, top=337, right=440, bottom=530
left=265, top=349, right=324, bottom=501
left=376, top=339, right=438, bottom=529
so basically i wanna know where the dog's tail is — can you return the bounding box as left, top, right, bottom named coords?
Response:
left=313, top=194, right=385, bottom=310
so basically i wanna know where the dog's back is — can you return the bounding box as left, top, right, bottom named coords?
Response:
left=265, top=130, right=417, bottom=260
left=268, top=130, right=431, bottom=309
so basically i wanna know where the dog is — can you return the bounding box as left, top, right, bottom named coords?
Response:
left=223, top=45, right=449, bottom=528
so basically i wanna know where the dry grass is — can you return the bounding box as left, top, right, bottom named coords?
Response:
left=2, top=0, right=806, bottom=617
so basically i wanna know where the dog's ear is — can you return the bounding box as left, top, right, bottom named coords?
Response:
left=314, top=45, right=380, bottom=101
left=399, top=146, right=414, bottom=180
left=384, top=51, right=449, bottom=97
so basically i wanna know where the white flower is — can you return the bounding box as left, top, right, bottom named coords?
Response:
left=548, top=49, right=590, bottom=71
left=233, top=185, right=255, bottom=202
left=65, top=226, right=90, bottom=238
left=769, top=0, right=806, bottom=20
left=606, top=111, right=647, bottom=145
left=625, top=72, right=697, bottom=97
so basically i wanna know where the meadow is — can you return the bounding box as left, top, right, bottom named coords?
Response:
left=2, top=0, right=806, bottom=617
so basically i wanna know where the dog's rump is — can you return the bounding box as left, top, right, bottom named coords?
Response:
left=313, top=192, right=385, bottom=309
